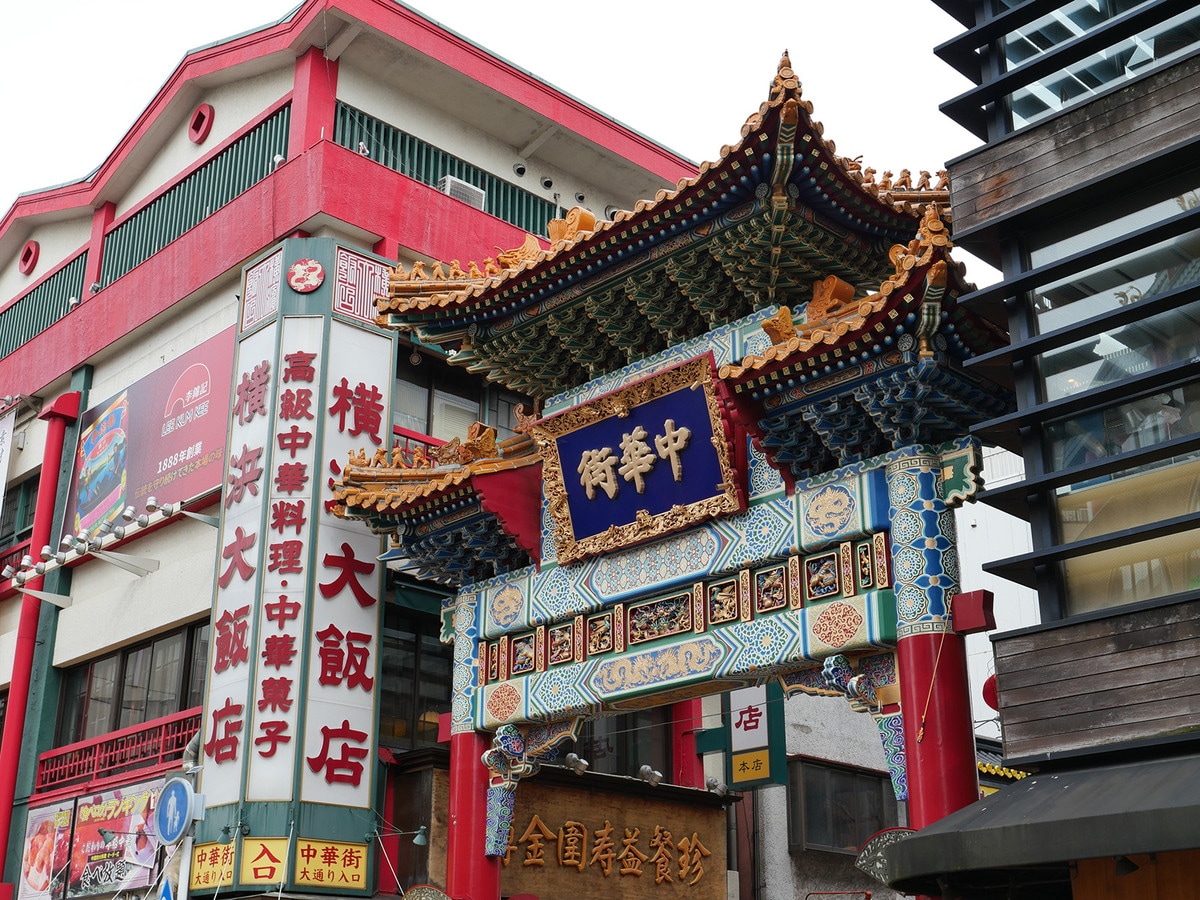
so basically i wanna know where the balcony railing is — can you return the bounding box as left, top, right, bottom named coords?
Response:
left=0, top=251, right=87, bottom=361
left=35, top=707, right=201, bottom=795
left=0, top=537, right=32, bottom=582
left=335, top=101, right=556, bottom=237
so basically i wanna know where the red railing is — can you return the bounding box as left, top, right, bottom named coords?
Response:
left=392, top=425, right=446, bottom=459
left=35, top=707, right=201, bottom=795
left=0, top=537, right=32, bottom=578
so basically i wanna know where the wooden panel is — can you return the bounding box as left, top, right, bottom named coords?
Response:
left=948, top=62, right=1200, bottom=234
left=1072, top=850, right=1200, bottom=900
left=994, top=599, right=1200, bottom=759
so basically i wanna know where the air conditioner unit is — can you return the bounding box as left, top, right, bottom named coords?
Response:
left=437, top=175, right=487, bottom=210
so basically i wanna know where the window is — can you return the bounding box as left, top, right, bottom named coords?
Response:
left=0, top=690, right=7, bottom=737
left=0, top=476, right=39, bottom=549
left=379, top=604, right=453, bottom=750
left=1002, top=5, right=1200, bottom=130
left=57, top=621, right=209, bottom=746
left=393, top=346, right=530, bottom=444
left=787, top=758, right=899, bottom=854
left=567, top=708, right=672, bottom=781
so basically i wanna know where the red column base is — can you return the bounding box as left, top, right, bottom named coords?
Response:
left=897, top=629, right=979, bottom=830
left=446, top=731, right=501, bottom=900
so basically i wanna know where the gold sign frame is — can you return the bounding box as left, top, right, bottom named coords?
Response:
left=532, top=355, right=744, bottom=564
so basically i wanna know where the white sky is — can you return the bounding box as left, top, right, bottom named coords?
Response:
left=1, top=0, right=991, bottom=275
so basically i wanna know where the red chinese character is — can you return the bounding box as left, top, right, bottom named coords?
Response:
left=271, top=500, right=307, bottom=534
left=319, top=542, right=377, bottom=607
left=264, top=598, right=302, bottom=630
left=226, top=444, right=264, bottom=508
left=279, top=387, right=314, bottom=421
left=324, top=458, right=342, bottom=513
left=234, top=360, right=271, bottom=425
left=315, top=624, right=375, bottom=691
left=255, top=720, right=291, bottom=758
left=277, top=426, right=313, bottom=458
left=282, top=351, right=317, bottom=383
left=329, top=378, right=384, bottom=446
left=204, top=698, right=244, bottom=763
left=268, top=540, right=305, bottom=574
left=274, top=462, right=309, bottom=495
left=306, top=719, right=369, bottom=785
left=261, top=635, right=297, bottom=669
left=259, top=676, right=294, bottom=712
left=213, top=605, right=251, bottom=673
left=217, top=527, right=257, bottom=588
left=734, top=705, right=763, bottom=731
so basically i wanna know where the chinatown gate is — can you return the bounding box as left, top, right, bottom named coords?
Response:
left=334, top=56, right=1014, bottom=899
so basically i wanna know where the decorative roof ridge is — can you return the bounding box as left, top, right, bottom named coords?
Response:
left=377, top=53, right=951, bottom=321
left=334, top=424, right=540, bottom=515
left=719, top=205, right=958, bottom=380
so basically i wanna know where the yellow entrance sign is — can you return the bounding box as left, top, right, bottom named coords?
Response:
left=293, top=838, right=369, bottom=889
left=189, top=842, right=235, bottom=890
left=240, top=838, right=289, bottom=884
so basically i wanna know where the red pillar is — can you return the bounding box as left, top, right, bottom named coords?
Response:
left=671, top=699, right=705, bottom=788
left=445, top=730, right=500, bottom=900
left=885, top=449, right=979, bottom=830
left=290, top=45, right=339, bottom=156
left=82, top=202, right=115, bottom=299
left=0, top=392, right=80, bottom=879
left=896, top=630, right=978, bottom=828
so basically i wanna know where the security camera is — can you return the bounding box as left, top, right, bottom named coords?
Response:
left=512, top=162, right=526, bottom=177
left=540, top=176, right=554, bottom=190
left=574, top=192, right=586, bottom=204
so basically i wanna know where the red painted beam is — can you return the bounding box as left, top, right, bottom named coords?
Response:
left=0, top=144, right=532, bottom=399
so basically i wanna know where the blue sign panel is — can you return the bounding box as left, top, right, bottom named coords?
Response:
left=154, top=777, right=194, bottom=846
left=533, top=355, right=745, bottom=564
left=555, top=386, right=721, bottom=541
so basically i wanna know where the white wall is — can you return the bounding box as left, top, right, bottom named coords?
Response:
left=52, top=514, right=218, bottom=667
left=117, top=68, right=294, bottom=220
left=957, top=446, right=1040, bottom=740
left=337, top=61, right=630, bottom=226
left=0, top=216, right=92, bottom=305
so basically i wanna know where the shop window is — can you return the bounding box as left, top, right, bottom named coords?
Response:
left=379, top=604, right=453, bottom=750
left=0, top=691, right=7, bottom=736
left=787, top=758, right=899, bottom=855
left=56, top=621, right=209, bottom=746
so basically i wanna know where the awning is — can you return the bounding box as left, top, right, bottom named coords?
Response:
left=877, top=752, right=1200, bottom=898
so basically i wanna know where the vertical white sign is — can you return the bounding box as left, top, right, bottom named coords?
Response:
left=0, top=408, right=14, bottom=515
left=246, top=317, right=324, bottom=800
left=201, top=324, right=276, bottom=808
left=301, top=320, right=391, bottom=807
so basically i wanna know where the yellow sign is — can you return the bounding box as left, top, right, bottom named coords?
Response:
left=190, top=842, right=235, bottom=890
left=730, top=749, right=771, bottom=784
left=293, top=838, right=369, bottom=889
left=240, top=838, right=289, bottom=884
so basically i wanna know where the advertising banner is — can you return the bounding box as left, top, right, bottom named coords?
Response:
left=16, top=801, right=73, bottom=900
left=63, top=327, right=235, bottom=534
left=67, top=777, right=163, bottom=898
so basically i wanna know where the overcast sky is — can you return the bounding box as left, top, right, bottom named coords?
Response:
left=1, top=0, right=991, bottom=275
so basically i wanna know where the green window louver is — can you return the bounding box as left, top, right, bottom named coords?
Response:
left=99, top=105, right=291, bottom=286
left=0, top=251, right=87, bottom=359
left=333, top=102, right=555, bottom=238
